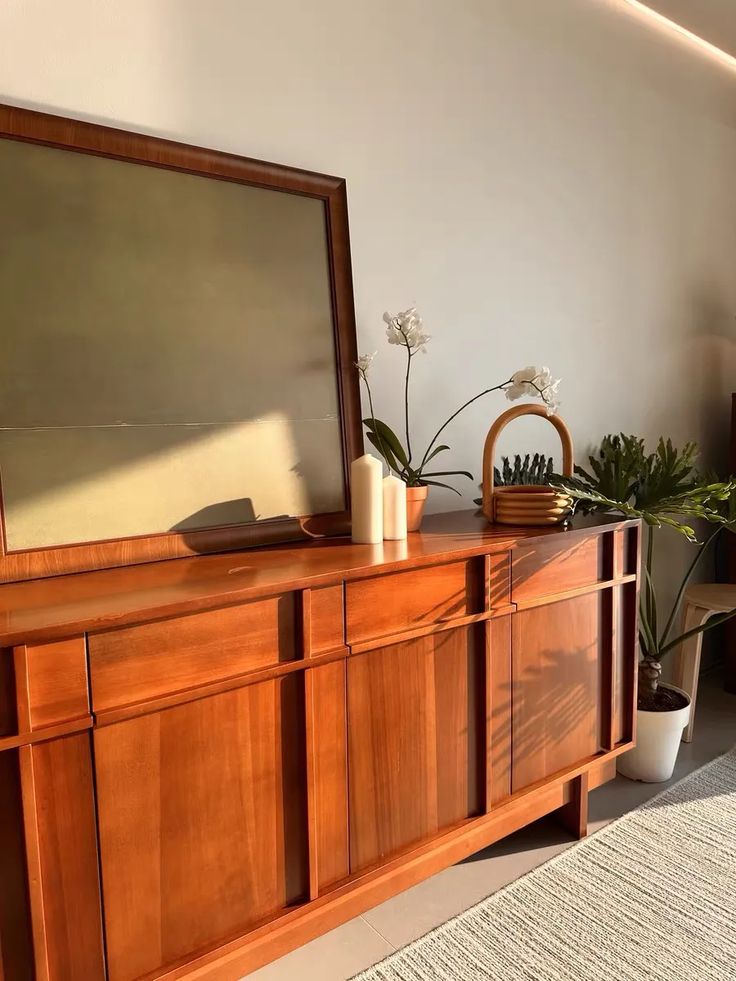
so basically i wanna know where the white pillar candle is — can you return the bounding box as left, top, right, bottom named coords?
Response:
left=383, top=475, right=407, bottom=541
left=351, top=454, right=383, bottom=543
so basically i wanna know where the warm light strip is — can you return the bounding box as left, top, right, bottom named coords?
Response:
left=624, top=0, right=736, bottom=70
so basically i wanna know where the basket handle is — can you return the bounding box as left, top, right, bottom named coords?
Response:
left=481, top=404, right=574, bottom=520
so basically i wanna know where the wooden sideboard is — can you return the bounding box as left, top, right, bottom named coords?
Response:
left=0, top=510, right=640, bottom=981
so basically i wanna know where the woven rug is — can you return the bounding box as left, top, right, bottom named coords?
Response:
left=354, top=748, right=736, bottom=981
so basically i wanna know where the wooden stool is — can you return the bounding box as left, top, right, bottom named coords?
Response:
left=673, top=583, right=736, bottom=742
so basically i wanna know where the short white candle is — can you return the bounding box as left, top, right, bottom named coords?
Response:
left=382, top=475, right=407, bottom=541
left=351, top=454, right=383, bottom=543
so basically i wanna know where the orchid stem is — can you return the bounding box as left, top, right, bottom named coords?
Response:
left=359, top=370, right=391, bottom=475
left=404, top=344, right=413, bottom=465
left=419, top=381, right=512, bottom=471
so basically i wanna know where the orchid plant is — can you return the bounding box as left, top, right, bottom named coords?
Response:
left=355, top=307, right=561, bottom=494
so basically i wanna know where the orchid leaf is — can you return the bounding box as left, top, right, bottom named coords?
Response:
left=420, top=479, right=462, bottom=495
left=365, top=432, right=401, bottom=474
left=423, top=444, right=450, bottom=464
left=363, top=417, right=409, bottom=469
left=421, top=470, right=474, bottom=480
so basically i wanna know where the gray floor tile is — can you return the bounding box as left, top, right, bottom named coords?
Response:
left=247, top=916, right=394, bottom=981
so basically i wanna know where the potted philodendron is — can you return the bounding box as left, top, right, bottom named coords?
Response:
left=356, top=307, right=561, bottom=529
left=554, top=435, right=736, bottom=782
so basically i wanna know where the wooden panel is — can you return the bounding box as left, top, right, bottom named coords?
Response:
left=511, top=535, right=602, bottom=603
left=511, top=593, right=602, bottom=792
left=487, top=551, right=511, bottom=609
left=347, top=625, right=484, bottom=872
left=19, top=734, right=105, bottom=981
left=310, top=585, right=344, bottom=655
left=89, top=594, right=297, bottom=713
left=615, top=581, right=638, bottom=744
left=94, top=675, right=308, bottom=981
left=487, top=615, right=512, bottom=807
left=22, top=638, right=89, bottom=730
left=305, top=660, right=348, bottom=894
left=588, top=756, right=616, bottom=790
left=346, top=560, right=483, bottom=645
left=0, top=751, right=34, bottom=981
left=0, top=649, right=17, bottom=737
left=600, top=587, right=616, bottom=751
left=613, top=529, right=626, bottom=577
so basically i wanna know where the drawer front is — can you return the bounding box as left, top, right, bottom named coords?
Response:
left=511, top=535, right=602, bottom=603
left=2, top=638, right=90, bottom=737
left=89, top=594, right=298, bottom=713
left=24, top=637, right=90, bottom=729
left=346, top=559, right=484, bottom=646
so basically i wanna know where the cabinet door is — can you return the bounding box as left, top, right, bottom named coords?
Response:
left=511, top=593, right=602, bottom=792
left=347, top=625, right=484, bottom=872
left=94, top=676, right=308, bottom=981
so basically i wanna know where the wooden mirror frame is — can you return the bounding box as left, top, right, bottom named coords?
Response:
left=0, top=104, right=363, bottom=583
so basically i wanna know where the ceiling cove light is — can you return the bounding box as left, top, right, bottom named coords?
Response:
left=624, top=0, right=736, bottom=70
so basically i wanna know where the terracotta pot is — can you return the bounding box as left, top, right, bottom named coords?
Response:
left=405, top=485, right=429, bottom=532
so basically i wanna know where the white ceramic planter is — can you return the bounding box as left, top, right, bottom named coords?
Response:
left=617, top=684, right=691, bottom=783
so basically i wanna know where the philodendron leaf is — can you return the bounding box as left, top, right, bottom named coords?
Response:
left=363, top=417, right=409, bottom=468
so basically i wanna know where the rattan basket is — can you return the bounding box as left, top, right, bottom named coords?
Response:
left=482, top=404, right=573, bottom=526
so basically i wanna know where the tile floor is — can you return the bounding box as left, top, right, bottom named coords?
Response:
left=250, top=670, right=736, bottom=980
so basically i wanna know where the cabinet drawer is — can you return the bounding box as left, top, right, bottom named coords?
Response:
left=346, top=559, right=483, bottom=646
left=511, top=535, right=603, bottom=603
left=88, top=594, right=298, bottom=713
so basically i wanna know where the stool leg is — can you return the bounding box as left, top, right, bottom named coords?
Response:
left=673, top=603, right=710, bottom=743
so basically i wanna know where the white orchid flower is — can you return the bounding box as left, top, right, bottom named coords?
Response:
left=355, top=351, right=376, bottom=375
left=505, top=366, right=561, bottom=414
left=383, top=308, right=430, bottom=353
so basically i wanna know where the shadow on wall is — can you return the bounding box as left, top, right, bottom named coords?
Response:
left=689, top=286, right=736, bottom=470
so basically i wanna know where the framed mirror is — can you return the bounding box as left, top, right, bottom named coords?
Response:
left=0, top=104, right=362, bottom=582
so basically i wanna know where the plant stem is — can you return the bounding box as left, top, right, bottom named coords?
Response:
left=659, top=606, right=736, bottom=658
left=358, top=370, right=391, bottom=475
left=419, top=380, right=512, bottom=471
left=642, top=525, right=657, bottom=649
left=404, top=345, right=413, bottom=465
left=659, top=525, right=722, bottom=648
left=638, top=616, right=655, bottom=660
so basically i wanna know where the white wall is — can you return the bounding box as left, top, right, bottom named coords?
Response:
left=1, top=0, right=735, bottom=517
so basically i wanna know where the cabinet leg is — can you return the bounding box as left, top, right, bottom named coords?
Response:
left=556, top=773, right=588, bottom=840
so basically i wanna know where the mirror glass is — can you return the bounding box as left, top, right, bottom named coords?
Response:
left=0, top=137, right=345, bottom=550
